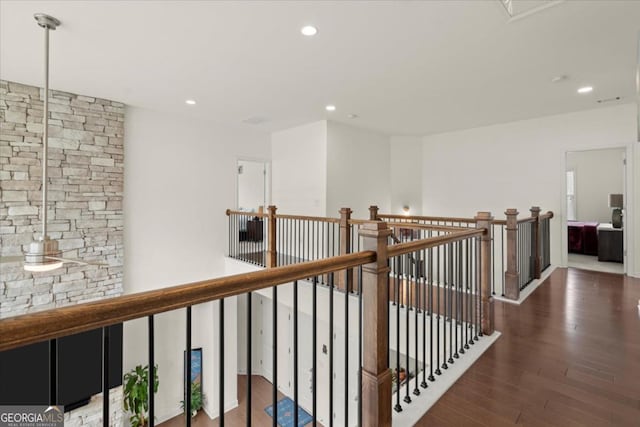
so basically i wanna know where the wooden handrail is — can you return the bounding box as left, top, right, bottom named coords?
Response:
left=384, top=221, right=466, bottom=233
left=348, top=218, right=371, bottom=225
left=387, top=228, right=484, bottom=258
left=378, top=213, right=477, bottom=224
left=491, top=219, right=507, bottom=225
left=517, top=216, right=537, bottom=224
left=275, top=213, right=340, bottom=223
left=0, top=251, right=375, bottom=352
left=540, top=211, right=554, bottom=220
left=226, top=209, right=267, bottom=218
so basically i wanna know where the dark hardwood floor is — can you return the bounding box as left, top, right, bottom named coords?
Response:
left=416, top=267, right=640, bottom=426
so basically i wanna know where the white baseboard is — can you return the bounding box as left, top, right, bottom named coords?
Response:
left=391, top=331, right=501, bottom=426
left=492, top=265, right=556, bottom=306
left=203, top=399, right=239, bottom=421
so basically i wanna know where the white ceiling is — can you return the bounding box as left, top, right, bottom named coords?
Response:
left=1, top=0, right=639, bottom=136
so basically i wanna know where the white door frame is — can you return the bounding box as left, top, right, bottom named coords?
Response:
left=560, top=144, right=636, bottom=276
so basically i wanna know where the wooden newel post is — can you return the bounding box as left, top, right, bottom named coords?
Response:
left=338, top=208, right=353, bottom=292
left=359, top=221, right=392, bottom=427
left=369, top=205, right=379, bottom=221
left=504, top=208, right=519, bottom=300
left=475, top=212, right=495, bottom=336
left=267, top=205, right=277, bottom=268
left=530, top=206, right=541, bottom=280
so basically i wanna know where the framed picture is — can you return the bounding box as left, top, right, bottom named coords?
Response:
left=190, top=348, right=202, bottom=385
left=185, top=348, right=203, bottom=396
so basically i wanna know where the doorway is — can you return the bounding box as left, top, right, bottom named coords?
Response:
left=237, top=159, right=270, bottom=212
left=565, top=147, right=626, bottom=274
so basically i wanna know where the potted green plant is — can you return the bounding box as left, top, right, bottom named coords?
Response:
left=180, top=382, right=205, bottom=417
left=123, top=364, right=159, bottom=427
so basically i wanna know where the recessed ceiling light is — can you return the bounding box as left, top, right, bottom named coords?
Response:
left=301, top=25, right=318, bottom=36
left=577, top=86, right=593, bottom=94
left=185, top=99, right=196, bottom=105
left=325, top=105, right=336, bottom=112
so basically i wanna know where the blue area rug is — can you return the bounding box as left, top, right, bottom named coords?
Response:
left=264, top=397, right=313, bottom=427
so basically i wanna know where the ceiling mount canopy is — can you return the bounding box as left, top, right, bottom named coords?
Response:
left=34, top=13, right=61, bottom=30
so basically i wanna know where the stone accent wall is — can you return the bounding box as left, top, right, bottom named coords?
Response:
left=0, top=80, right=124, bottom=315
left=0, top=80, right=124, bottom=425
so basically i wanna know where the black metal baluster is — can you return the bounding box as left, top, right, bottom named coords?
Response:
left=394, top=256, right=402, bottom=412
left=344, top=269, right=349, bottom=426
left=273, top=286, right=278, bottom=427
left=455, top=241, right=461, bottom=359
left=470, top=239, right=475, bottom=346
left=478, top=236, right=483, bottom=338
left=49, top=339, right=57, bottom=406
left=308, top=220, right=311, bottom=261
left=313, top=276, right=318, bottom=426
left=427, top=245, right=434, bottom=383
left=442, top=243, right=449, bottom=370
left=294, top=280, right=299, bottom=427
left=185, top=307, right=191, bottom=427
left=414, top=250, right=421, bottom=396
left=318, top=222, right=328, bottom=259
left=452, top=241, right=457, bottom=360
left=247, top=293, right=252, bottom=427
left=435, top=245, right=441, bottom=376
left=491, top=225, right=495, bottom=295
left=465, top=238, right=470, bottom=350
left=103, top=326, right=110, bottom=426
left=404, top=254, right=411, bottom=403
left=358, top=266, right=363, bottom=427
left=288, top=218, right=291, bottom=264
left=329, top=272, right=334, bottom=427
left=334, top=222, right=338, bottom=256
left=387, top=259, right=391, bottom=369
left=448, top=243, right=454, bottom=365
left=420, top=247, right=428, bottom=389
left=293, top=220, right=304, bottom=262
left=149, top=316, right=155, bottom=427
left=220, top=299, right=225, bottom=426
left=501, top=225, right=505, bottom=297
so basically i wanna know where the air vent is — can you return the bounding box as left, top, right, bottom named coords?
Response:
left=596, top=96, right=622, bottom=104
left=242, top=116, right=268, bottom=125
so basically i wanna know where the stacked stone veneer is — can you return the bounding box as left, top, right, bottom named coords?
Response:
left=0, top=80, right=124, bottom=425
left=0, top=80, right=124, bottom=315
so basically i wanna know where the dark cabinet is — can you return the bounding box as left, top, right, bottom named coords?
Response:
left=247, top=219, right=263, bottom=241
left=597, top=224, right=623, bottom=263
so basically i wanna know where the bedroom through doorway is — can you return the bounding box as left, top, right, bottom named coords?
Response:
left=565, top=147, right=626, bottom=274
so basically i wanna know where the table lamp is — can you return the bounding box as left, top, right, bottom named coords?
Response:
left=609, top=194, right=623, bottom=228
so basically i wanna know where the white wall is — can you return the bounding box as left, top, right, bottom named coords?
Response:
left=271, top=121, right=327, bottom=216
left=566, top=148, right=625, bottom=223
left=123, top=106, right=270, bottom=423
left=422, top=103, right=637, bottom=275
left=390, top=136, right=423, bottom=216
left=326, top=121, right=391, bottom=219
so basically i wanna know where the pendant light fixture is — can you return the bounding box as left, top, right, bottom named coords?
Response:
left=0, top=14, right=106, bottom=271
left=24, top=13, right=64, bottom=272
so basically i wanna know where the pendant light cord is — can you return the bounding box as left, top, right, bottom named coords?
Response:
left=42, top=24, right=49, bottom=239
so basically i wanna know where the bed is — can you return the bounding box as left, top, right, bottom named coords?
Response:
left=568, top=221, right=599, bottom=255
